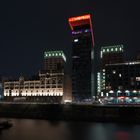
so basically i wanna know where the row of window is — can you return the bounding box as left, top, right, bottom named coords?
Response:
left=5, top=86, right=63, bottom=89
left=5, top=90, right=62, bottom=93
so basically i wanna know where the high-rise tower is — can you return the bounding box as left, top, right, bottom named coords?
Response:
left=69, top=14, right=95, bottom=101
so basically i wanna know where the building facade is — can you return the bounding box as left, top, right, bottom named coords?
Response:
left=44, top=51, right=66, bottom=73
left=98, top=45, right=124, bottom=96
left=4, top=51, right=68, bottom=103
left=69, top=14, right=95, bottom=101
left=105, top=61, right=140, bottom=103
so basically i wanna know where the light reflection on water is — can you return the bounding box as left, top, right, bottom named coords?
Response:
left=0, top=118, right=140, bottom=140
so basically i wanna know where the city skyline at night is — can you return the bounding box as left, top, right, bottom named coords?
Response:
left=1, top=1, right=140, bottom=140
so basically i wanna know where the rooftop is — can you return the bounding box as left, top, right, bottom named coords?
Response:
left=44, top=51, right=66, bottom=62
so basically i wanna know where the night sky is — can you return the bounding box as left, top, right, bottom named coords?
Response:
left=0, top=0, right=140, bottom=77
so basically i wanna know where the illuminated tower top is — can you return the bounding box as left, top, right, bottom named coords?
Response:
left=43, top=50, right=66, bottom=73
left=69, top=14, right=91, bottom=30
left=100, top=45, right=124, bottom=68
left=44, top=51, right=66, bottom=62
left=68, top=14, right=94, bottom=46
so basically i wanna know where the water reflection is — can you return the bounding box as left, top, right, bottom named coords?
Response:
left=0, top=119, right=140, bottom=140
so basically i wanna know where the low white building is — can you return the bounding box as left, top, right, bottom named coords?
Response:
left=4, top=72, right=64, bottom=102
left=4, top=50, right=69, bottom=103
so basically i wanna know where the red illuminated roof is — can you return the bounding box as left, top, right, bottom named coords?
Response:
left=69, top=14, right=90, bottom=22
left=68, top=14, right=95, bottom=47
left=68, top=14, right=92, bottom=30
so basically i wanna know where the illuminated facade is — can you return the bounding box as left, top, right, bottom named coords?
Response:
left=98, top=45, right=124, bottom=96
left=105, top=61, right=140, bottom=103
left=4, top=74, right=63, bottom=97
left=4, top=50, right=67, bottom=103
left=69, top=14, right=95, bottom=101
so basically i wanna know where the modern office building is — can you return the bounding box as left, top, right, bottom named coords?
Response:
left=98, top=45, right=124, bottom=96
left=4, top=50, right=68, bottom=103
left=68, top=14, right=95, bottom=101
left=100, top=45, right=124, bottom=68
left=105, top=61, right=140, bottom=103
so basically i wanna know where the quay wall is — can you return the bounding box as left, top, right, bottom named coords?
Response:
left=0, top=103, right=140, bottom=122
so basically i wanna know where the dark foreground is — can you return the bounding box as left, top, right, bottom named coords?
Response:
left=1, top=118, right=140, bottom=140
left=0, top=102, right=140, bottom=123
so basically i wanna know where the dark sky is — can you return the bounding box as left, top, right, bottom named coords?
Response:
left=0, top=0, right=140, bottom=77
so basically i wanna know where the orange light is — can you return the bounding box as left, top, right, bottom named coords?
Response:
left=69, top=14, right=90, bottom=22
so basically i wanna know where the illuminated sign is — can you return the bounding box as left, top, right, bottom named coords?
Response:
left=69, top=14, right=90, bottom=22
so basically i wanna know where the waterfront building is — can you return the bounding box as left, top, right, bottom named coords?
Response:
left=105, top=61, right=140, bottom=103
left=68, top=14, right=95, bottom=101
left=98, top=45, right=124, bottom=96
left=4, top=50, right=68, bottom=103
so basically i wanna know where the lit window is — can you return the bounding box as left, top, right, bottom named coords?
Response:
left=119, top=74, right=122, bottom=77
left=106, top=93, right=109, bottom=97
left=113, top=70, right=116, bottom=74
left=115, top=48, right=118, bottom=51
left=74, top=39, right=78, bottom=42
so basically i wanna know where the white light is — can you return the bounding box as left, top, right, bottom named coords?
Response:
left=113, top=70, right=116, bottom=74
left=64, top=100, right=72, bottom=103
left=100, top=51, right=103, bottom=58
left=101, top=92, right=104, bottom=97
left=117, top=90, right=121, bottom=93
left=74, top=39, right=79, bottom=42
left=133, top=90, right=137, bottom=93
left=125, top=90, right=130, bottom=93
left=109, top=90, right=114, bottom=94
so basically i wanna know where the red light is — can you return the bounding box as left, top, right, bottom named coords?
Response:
left=69, top=14, right=90, bottom=22
left=119, top=96, right=125, bottom=99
